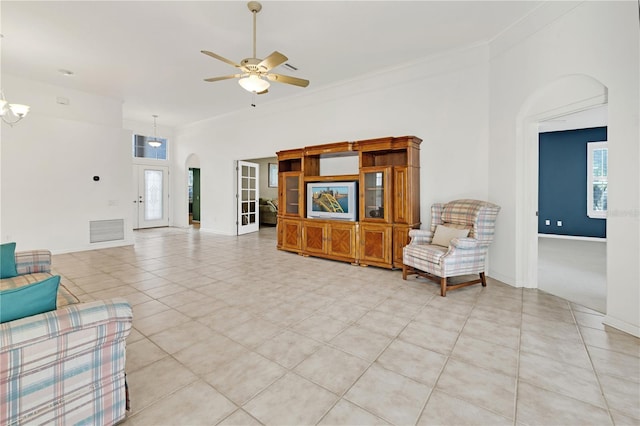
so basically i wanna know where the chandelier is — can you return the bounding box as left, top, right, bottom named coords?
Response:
left=0, top=91, right=30, bottom=127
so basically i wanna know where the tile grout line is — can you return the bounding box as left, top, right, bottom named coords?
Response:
left=512, top=286, right=524, bottom=426
left=312, top=289, right=438, bottom=425
left=413, top=296, right=474, bottom=425
left=569, top=301, right=616, bottom=425
left=313, top=291, right=435, bottom=425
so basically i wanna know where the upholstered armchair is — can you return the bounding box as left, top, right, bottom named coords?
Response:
left=402, top=199, right=501, bottom=296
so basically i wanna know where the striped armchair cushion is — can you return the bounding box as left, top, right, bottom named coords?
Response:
left=0, top=273, right=79, bottom=308
left=15, top=250, right=51, bottom=275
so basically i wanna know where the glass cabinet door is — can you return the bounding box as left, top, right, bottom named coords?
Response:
left=361, top=167, right=390, bottom=221
left=283, top=172, right=302, bottom=216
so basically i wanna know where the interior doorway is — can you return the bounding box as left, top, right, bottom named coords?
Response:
left=189, top=168, right=201, bottom=228
left=237, top=160, right=259, bottom=235
left=516, top=74, right=608, bottom=298
left=535, top=106, right=608, bottom=312
left=186, top=154, right=201, bottom=229
left=244, top=156, right=279, bottom=228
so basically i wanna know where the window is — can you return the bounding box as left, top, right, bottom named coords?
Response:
left=133, top=134, right=167, bottom=160
left=587, top=141, right=607, bottom=219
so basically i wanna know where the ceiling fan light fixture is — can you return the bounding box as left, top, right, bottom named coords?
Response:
left=238, top=74, right=270, bottom=93
left=201, top=1, right=308, bottom=94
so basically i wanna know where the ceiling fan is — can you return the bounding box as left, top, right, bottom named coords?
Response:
left=201, top=1, right=309, bottom=95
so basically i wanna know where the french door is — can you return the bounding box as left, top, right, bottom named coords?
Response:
left=133, top=165, right=169, bottom=229
left=237, top=161, right=259, bottom=235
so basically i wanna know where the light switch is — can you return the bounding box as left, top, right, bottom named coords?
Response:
left=557, top=220, right=563, bottom=226
left=545, top=220, right=550, bottom=226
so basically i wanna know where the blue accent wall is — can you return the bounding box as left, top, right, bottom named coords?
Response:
left=538, top=127, right=607, bottom=238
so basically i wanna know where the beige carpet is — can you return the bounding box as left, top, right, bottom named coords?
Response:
left=538, top=236, right=607, bottom=313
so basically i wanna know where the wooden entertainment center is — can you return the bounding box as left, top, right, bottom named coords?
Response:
left=276, top=136, right=421, bottom=269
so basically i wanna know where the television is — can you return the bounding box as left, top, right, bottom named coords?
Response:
left=307, top=181, right=358, bottom=221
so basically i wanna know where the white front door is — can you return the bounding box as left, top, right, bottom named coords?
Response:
left=237, top=161, right=259, bottom=235
left=133, top=165, right=170, bottom=229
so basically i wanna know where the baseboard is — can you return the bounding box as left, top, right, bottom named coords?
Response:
left=486, top=270, right=516, bottom=287
left=52, top=239, right=135, bottom=255
left=198, top=227, right=235, bottom=236
left=603, top=315, right=640, bottom=338
left=538, top=233, right=606, bottom=242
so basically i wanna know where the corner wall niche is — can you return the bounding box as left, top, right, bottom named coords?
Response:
left=276, top=136, right=421, bottom=269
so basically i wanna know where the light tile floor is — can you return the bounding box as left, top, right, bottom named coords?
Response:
left=51, top=227, right=640, bottom=426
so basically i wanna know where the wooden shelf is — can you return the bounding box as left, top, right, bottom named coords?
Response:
left=304, top=174, right=359, bottom=182
left=277, top=136, right=421, bottom=269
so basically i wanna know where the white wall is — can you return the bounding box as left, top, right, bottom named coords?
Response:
left=174, top=45, right=491, bottom=236
left=0, top=75, right=134, bottom=253
left=488, top=1, right=639, bottom=335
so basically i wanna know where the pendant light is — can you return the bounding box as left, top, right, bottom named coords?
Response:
left=148, top=115, right=162, bottom=148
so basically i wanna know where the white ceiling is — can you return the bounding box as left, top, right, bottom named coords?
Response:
left=1, top=1, right=543, bottom=127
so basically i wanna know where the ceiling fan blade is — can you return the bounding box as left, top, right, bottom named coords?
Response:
left=258, top=51, right=288, bottom=72
left=204, top=74, right=242, bottom=82
left=201, top=50, right=241, bottom=68
left=266, top=73, right=310, bottom=88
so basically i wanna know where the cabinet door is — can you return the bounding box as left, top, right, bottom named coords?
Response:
left=277, top=220, right=283, bottom=248
left=281, top=172, right=303, bottom=217
left=303, top=221, right=327, bottom=254
left=360, top=224, right=392, bottom=266
left=281, top=219, right=302, bottom=251
left=393, top=167, right=408, bottom=224
left=328, top=222, right=357, bottom=260
left=360, top=167, right=391, bottom=223
left=392, top=225, right=412, bottom=268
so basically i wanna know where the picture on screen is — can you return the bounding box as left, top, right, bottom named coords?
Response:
left=310, top=186, right=350, bottom=213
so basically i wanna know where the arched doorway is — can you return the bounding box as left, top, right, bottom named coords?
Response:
left=516, top=74, right=608, bottom=311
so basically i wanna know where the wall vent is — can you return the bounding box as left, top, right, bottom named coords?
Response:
left=90, top=219, right=125, bottom=243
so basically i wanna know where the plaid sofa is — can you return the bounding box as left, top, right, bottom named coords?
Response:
left=402, top=199, right=501, bottom=296
left=0, top=251, right=133, bottom=425
left=1, top=250, right=79, bottom=307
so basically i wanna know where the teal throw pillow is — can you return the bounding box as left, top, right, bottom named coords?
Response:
left=0, top=275, right=60, bottom=323
left=0, top=242, right=18, bottom=279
